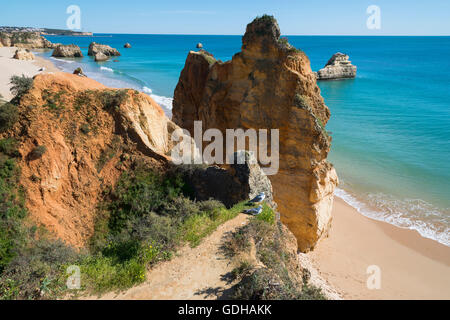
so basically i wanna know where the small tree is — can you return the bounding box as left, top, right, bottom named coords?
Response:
left=9, top=75, right=33, bottom=99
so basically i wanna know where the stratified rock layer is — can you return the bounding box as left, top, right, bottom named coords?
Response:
left=172, top=16, right=338, bottom=251
left=316, top=52, right=357, bottom=80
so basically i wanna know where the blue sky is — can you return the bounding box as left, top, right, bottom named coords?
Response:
left=1, top=0, right=449, bottom=35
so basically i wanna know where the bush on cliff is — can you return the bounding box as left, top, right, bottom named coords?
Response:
left=0, top=103, right=19, bottom=133
left=80, top=165, right=248, bottom=294
left=0, top=140, right=78, bottom=300
left=9, top=75, right=33, bottom=101
left=225, top=212, right=326, bottom=300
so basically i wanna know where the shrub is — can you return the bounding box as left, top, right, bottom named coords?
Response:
left=226, top=212, right=327, bottom=300
left=80, top=123, right=90, bottom=134
left=0, top=103, right=19, bottom=133
left=0, top=237, right=77, bottom=300
left=0, top=138, right=20, bottom=158
left=9, top=75, right=33, bottom=100
left=256, top=204, right=275, bottom=225
left=29, top=145, right=46, bottom=159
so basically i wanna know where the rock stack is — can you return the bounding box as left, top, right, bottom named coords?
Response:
left=88, top=42, right=121, bottom=57
left=51, top=44, right=83, bottom=58
left=172, top=15, right=338, bottom=251
left=316, top=52, right=357, bottom=80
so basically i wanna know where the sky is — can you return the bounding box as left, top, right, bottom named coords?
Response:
left=1, top=0, right=449, bottom=35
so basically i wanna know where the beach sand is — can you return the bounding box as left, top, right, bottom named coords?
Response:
left=0, top=47, right=59, bottom=101
left=308, top=197, right=450, bottom=299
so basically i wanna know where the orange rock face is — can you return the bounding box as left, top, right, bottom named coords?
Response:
left=4, top=72, right=188, bottom=247
left=172, top=16, right=338, bottom=251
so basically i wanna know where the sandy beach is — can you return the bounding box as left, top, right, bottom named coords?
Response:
left=0, top=47, right=59, bottom=101
left=308, top=197, right=450, bottom=299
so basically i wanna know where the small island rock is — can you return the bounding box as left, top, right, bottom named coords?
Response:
left=94, top=52, right=109, bottom=62
left=88, top=42, right=121, bottom=56
left=316, top=52, right=356, bottom=80
left=52, top=44, right=83, bottom=58
left=124, top=43, right=131, bottom=48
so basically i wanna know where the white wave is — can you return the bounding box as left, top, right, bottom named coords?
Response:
left=50, top=57, right=75, bottom=64
left=334, top=188, right=450, bottom=246
left=140, top=86, right=173, bottom=114
left=142, top=86, right=153, bottom=94
left=100, top=66, right=114, bottom=72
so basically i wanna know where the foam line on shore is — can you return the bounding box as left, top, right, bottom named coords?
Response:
left=335, top=188, right=449, bottom=247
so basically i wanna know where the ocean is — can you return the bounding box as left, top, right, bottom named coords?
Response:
left=38, top=34, right=450, bottom=246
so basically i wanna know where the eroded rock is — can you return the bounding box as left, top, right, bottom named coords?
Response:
left=88, top=42, right=121, bottom=56
left=316, top=52, right=357, bottom=80
left=52, top=44, right=83, bottom=58
left=172, top=15, right=338, bottom=251
left=13, top=48, right=35, bottom=60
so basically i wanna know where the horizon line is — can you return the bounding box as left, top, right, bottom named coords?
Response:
left=47, top=32, right=450, bottom=37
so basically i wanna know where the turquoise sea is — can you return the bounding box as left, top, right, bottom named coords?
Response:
left=38, top=34, right=450, bottom=246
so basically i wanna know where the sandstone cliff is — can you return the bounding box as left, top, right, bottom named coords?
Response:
left=2, top=72, right=193, bottom=247
left=172, top=15, right=338, bottom=251
left=316, top=52, right=357, bottom=80
left=0, top=32, right=55, bottom=49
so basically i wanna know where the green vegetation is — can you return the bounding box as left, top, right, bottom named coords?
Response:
left=42, top=89, right=66, bottom=114
left=9, top=75, right=33, bottom=101
left=0, top=157, right=255, bottom=299
left=0, top=138, right=78, bottom=299
left=29, top=145, right=46, bottom=159
left=254, top=14, right=276, bottom=25
left=80, top=166, right=253, bottom=294
left=316, top=117, right=331, bottom=140
left=224, top=213, right=326, bottom=300
left=0, top=102, right=19, bottom=133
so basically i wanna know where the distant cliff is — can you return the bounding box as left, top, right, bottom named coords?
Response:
left=0, top=31, right=55, bottom=49
left=172, top=15, right=338, bottom=252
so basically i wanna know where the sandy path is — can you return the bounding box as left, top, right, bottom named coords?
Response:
left=96, top=214, right=250, bottom=300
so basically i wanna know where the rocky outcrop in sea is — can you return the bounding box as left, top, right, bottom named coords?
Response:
left=52, top=44, right=83, bottom=58
left=315, top=52, right=356, bottom=80
left=88, top=42, right=121, bottom=57
left=94, top=52, right=109, bottom=62
left=172, top=15, right=338, bottom=252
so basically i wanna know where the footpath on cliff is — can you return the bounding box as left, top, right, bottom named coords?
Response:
left=91, top=214, right=250, bottom=300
